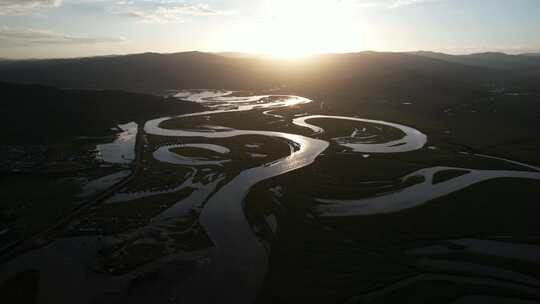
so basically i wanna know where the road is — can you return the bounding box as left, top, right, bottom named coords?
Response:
left=0, top=121, right=147, bottom=263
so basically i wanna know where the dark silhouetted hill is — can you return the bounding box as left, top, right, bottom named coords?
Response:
left=412, top=51, right=540, bottom=71
left=412, top=51, right=540, bottom=92
left=0, top=52, right=280, bottom=93
left=2, top=51, right=535, bottom=97
left=0, top=82, right=202, bottom=144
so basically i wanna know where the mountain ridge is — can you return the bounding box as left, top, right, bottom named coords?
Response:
left=0, top=51, right=538, bottom=95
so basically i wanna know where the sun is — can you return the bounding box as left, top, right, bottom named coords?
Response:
left=240, top=0, right=361, bottom=58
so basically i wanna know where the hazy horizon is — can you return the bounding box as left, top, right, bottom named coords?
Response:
left=1, top=48, right=539, bottom=61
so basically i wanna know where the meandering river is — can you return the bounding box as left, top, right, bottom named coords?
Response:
left=143, top=90, right=540, bottom=303
left=3, top=90, right=540, bottom=304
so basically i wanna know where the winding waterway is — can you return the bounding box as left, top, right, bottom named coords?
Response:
left=3, top=90, right=540, bottom=304
left=142, top=90, right=540, bottom=303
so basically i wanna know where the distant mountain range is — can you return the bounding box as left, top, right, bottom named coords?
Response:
left=1, top=51, right=539, bottom=96
left=411, top=51, right=540, bottom=73
left=2, top=50, right=539, bottom=145
left=520, top=52, right=540, bottom=57
left=0, top=51, right=276, bottom=93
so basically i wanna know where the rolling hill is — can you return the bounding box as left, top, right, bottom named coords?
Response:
left=1, top=51, right=537, bottom=97
left=0, top=82, right=202, bottom=143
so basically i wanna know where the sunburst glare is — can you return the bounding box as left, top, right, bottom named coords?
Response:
left=241, top=0, right=361, bottom=58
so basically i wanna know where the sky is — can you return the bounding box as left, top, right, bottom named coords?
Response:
left=0, top=0, right=539, bottom=59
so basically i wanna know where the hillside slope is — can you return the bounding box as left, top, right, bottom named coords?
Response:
left=0, top=51, right=523, bottom=96
left=0, top=82, right=202, bottom=143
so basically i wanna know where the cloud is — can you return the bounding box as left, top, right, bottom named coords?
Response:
left=350, top=0, right=443, bottom=9
left=109, top=1, right=234, bottom=24
left=162, top=4, right=230, bottom=16
left=388, top=0, right=441, bottom=8
left=0, top=0, right=62, bottom=15
left=0, top=27, right=126, bottom=47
